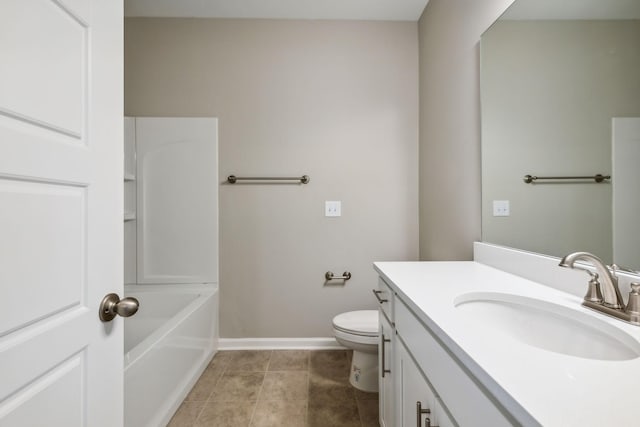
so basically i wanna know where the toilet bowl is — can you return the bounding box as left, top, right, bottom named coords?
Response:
left=332, top=310, right=379, bottom=392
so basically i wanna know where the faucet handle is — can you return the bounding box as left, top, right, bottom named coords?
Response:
left=626, top=283, right=640, bottom=321
left=584, top=275, right=603, bottom=304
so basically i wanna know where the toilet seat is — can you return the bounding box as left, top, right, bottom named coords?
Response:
left=334, top=328, right=378, bottom=345
left=332, top=310, right=378, bottom=339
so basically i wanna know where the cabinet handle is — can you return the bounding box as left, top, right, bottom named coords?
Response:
left=417, top=401, right=434, bottom=427
left=373, top=289, right=388, bottom=303
left=381, top=335, right=391, bottom=377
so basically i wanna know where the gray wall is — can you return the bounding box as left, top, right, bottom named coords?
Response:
left=613, top=118, right=640, bottom=268
left=481, top=20, right=640, bottom=263
left=417, top=0, right=515, bottom=261
left=125, top=18, right=419, bottom=338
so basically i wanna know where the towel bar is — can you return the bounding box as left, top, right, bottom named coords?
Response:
left=227, top=175, right=310, bottom=184
left=523, top=174, right=610, bottom=184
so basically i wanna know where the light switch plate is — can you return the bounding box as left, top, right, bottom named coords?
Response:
left=493, top=200, right=510, bottom=217
left=325, top=201, right=341, bottom=217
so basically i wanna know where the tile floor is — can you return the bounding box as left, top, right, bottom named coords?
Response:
left=167, top=350, right=379, bottom=427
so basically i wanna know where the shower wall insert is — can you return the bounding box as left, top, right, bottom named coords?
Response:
left=123, top=117, right=219, bottom=427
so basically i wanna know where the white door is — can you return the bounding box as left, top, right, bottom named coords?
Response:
left=0, top=1, right=123, bottom=426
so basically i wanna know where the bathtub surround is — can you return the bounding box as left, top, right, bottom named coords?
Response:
left=125, top=19, right=419, bottom=338
left=125, top=117, right=219, bottom=285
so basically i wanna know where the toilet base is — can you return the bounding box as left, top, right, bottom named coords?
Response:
left=349, top=350, right=378, bottom=392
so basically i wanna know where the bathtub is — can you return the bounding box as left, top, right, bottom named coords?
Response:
left=123, top=284, right=218, bottom=427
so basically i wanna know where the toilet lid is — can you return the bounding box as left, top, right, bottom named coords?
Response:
left=332, top=310, right=378, bottom=336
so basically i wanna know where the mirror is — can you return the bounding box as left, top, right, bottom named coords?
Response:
left=481, top=0, right=640, bottom=267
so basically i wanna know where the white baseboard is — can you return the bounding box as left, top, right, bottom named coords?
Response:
left=218, top=337, right=345, bottom=350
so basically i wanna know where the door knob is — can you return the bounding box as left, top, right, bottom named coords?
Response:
left=99, top=293, right=139, bottom=322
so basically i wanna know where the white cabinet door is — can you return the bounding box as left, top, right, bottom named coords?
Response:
left=398, top=339, right=437, bottom=427
left=135, top=118, right=219, bottom=285
left=0, top=0, right=123, bottom=425
left=398, top=339, right=459, bottom=427
left=379, top=311, right=395, bottom=427
left=434, top=397, right=457, bottom=427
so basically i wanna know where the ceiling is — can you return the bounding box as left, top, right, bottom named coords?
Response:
left=124, top=0, right=430, bottom=21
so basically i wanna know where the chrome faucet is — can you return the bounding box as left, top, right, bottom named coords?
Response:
left=558, top=251, right=625, bottom=309
left=559, top=252, right=640, bottom=325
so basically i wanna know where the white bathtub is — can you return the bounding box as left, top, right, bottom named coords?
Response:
left=124, top=284, right=219, bottom=427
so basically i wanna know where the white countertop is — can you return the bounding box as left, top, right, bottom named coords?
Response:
left=374, top=261, right=640, bottom=427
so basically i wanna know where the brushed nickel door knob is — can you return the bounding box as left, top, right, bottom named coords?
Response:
left=99, top=293, right=139, bottom=322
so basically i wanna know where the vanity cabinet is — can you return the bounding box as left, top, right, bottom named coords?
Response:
left=377, top=274, right=511, bottom=427
left=396, top=338, right=455, bottom=427
left=377, top=278, right=454, bottom=427
left=376, top=278, right=396, bottom=427
left=395, top=297, right=510, bottom=426
left=379, top=309, right=395, bottom=427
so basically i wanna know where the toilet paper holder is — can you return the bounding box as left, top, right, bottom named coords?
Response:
left=325, top=271, right=352, bottom=281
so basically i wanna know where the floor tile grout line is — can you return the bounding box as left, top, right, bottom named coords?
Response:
left=190, top=401, right=207, bottom=427
left=247, top=350, right=272, bottom=426
left=265, top=349, right=273, bottom=372
left=206, top=357, right=228, bottom=401
left=192, top=353, right=230, bottom=426
left=356, top=391, right=364, bottom=427
left=306, top=350, right=311, bottom=426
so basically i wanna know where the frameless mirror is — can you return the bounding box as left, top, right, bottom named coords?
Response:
left=480, top=0, right=640, bottom=267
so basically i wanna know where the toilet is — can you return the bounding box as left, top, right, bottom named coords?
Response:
left=332, top=310, right=379, bottom=392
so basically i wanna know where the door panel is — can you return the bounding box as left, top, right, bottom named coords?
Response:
left=0, top=179, right=86, bottom=335
left=0, top=0, right=87, bottom=138
left=0, top=353, right=84, bottom=425
left=0, top=310, right=89, bottom=403
left=0, top=0, right=123, bottom=425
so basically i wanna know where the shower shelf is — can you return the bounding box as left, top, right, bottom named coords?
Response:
left=124, top=212, right=136, bottom=221
left=124, top=173, right=136, bottom=182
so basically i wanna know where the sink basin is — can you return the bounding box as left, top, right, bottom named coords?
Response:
left=454, top=292, right=640, bottom=361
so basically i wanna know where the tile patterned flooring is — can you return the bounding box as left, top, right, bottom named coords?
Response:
left=168, top=350, right=379, bottom=427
